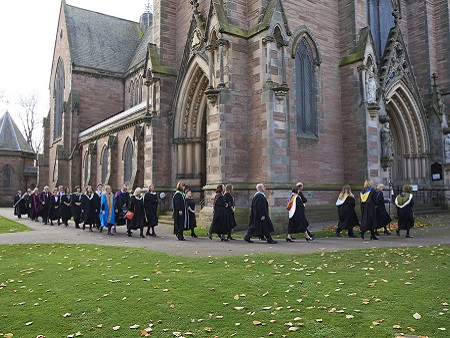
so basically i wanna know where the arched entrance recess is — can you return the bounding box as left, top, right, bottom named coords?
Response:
left=386, top=80, right=429, bottom=183
left=173, top=57, right=209, bottom=197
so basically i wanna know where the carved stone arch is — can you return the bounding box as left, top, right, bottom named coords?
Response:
left=273, top=25, right=285, bottom=46
left=385, top=80, right=430, bottom=182
left=290, top=27, right=321, bottom=65
left=173, top=56, right=209, bottom=139
left=172, top=56, right=209, bottom=191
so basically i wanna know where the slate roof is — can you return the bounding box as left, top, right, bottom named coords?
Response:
left=0, top=111, right=35, bottom=153
left=64, top=4, right=142, bottom=74
left=127, top=23, right=153, bottom=71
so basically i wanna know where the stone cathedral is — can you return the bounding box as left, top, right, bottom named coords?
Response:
left=40, top=0, right=450, bottom=227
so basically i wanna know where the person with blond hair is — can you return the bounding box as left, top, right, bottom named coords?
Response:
left=360, top=179, right=378, bottom=240
left=127, top=187, right=145, bottom=238
left=100, top=185, right=115, bottom=235
left=395, top=184, right=414, bottom=238
left=335, top=184, right=358, bottom=238
left=144, top=183, right=159, bottom=237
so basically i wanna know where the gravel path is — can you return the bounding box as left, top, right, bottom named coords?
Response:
left=1, top=208, right=449, bottom=257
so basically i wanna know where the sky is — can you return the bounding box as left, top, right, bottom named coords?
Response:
left=0, top=0, right=148, bottom=142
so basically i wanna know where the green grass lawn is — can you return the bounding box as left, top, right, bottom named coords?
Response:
left=0, top=244, right=448, bottom=338
left=0, top=216, right=31, bottom=234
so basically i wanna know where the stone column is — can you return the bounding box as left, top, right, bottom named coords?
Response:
left=218, top=39, right=228, bottom=88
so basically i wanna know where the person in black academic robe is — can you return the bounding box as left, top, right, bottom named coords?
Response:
left=48, top=188, right=60, bottom=225
left=114, top=185, right=130, bottom=226
left=81, top=186, right=97, bottom=231
left=208, top=185, right=230, bottom=241
left=360, top=180, right=378, bottom=240
left=95, top=184, right=103, bottom=229
left=172, top=181, right=188, bottom=241
left=39, top=187, right=52, bottom=225
left=395, top=184, right=415, bottom=238
left=127, top=188, right=145, bottom=238
left=60, top=188, right=72, bottom=226
left=244, top=183, right=277, bottom=244
left=287, top=186, right=314, bottom=242
left=185, top=189, right=197, bottom=238
left=335, top=184, right=359, bottom=238
left=13, top=190, right=26, bottom=218
left=224, top=184, right=237, bottom=240
left=374, top=184, right=392, bottom=235
left=144, top=184, right=159, bottom=237
left=71, top=186, right=83, bottom=229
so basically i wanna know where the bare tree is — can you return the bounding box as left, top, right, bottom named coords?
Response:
left=18, top=92, right=43, bottom=153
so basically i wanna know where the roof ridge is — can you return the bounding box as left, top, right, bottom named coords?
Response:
left=65, top=3, right=139, bottom=24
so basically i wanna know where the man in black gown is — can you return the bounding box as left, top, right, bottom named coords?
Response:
left=244, top=183, right=277, bottom=244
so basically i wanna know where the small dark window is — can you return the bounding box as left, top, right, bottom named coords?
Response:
left=83, top=151, right=90, bottom=186
left=60, top=29, right=63, bottom=39
left=3, top=165, right=12, bottom=189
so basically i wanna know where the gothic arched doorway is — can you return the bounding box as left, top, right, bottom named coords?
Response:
left=173, top=58, right=209, bottom=199
left=386, top=80, right=429, bottom=184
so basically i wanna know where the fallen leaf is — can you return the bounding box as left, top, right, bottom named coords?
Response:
left=234, top=307, right=244, bottom=310
left=113, top=326, right=120, bottom=331
left=130, top=324, right=140, bottom=329
left=346, top=315, right=354, bottom=319
left=253, top=320, right=262, bottom=325
left=289, top=327, right=300, bottom=331
left=26, top=321, right=34, bottom=325
left=413, top=313, right=421, bottom=319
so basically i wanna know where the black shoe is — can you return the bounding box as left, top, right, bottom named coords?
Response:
left=75, top=225, right=80, bottom=229
left=127, top=232, right=132, bottom=237
left=89, top=227, right=93, bottom=232
left=335, top=230, right=341, bottom=237
left=82, top=225, right=85, bottom=231
left=99, top=227, right=103, bottom=233
left=286, top=238, right=294, bottom=242
left=244, top=237, right=253, bottom=243
left=374, top=231, right=380, bottom=236
left=360, top=232, right=365, bottom=240
left=178, top=237, right=186, bottom=241
left=370, top=235, right=378, bottom=240
left=146, top=231, right=150, bottom=236
left=191, top=233, right=198, bottom=238
left=406, top=234, right=413, bottom=238
left=208, top=232, right=212, bottom=240
left=151, top=233, right=157, bottom=237
left=396, top=229, right=400, bottom=237
left=384, top=230, right=391, bottom=235
left=140, top=235, right=146, bottom=238
left=267, top=240, right=278, bottom=244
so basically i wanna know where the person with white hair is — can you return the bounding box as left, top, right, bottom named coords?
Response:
left=127, top=187, right=145, bottom=238
left=244, top=183, right=277, bottom=244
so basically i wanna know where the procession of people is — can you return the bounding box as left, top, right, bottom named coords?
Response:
left=12, top=179, right=414, bottom=242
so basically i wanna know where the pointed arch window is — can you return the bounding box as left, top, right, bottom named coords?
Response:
left=367, top=0, right=395, bottom=58
left=123, top=139, right=133, bottom=184
left=295, top=39, right=317, bottom=136
left=138, top=76, right=143, bottom=103
left=54, top=59, right=65, bottom=140
left=2, top=165, right=12, bottom=190
left=100, top=146, right=109, bottom=184
left=83, top=151, right=90, bottom=186
left=130, top=81, right=135, bottom=108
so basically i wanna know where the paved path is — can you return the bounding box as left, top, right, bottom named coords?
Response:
left=0, top=208, right=449, bottom=257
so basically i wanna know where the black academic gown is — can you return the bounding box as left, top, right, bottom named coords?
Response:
left=71, top=193, right=83, bottom=226
left=40, top=191, right=51, bottom=223
left=396, top=193, right=415, bottom=231
left=115, top=191, right=130, bottom=225
left=48, top=194, right=60, bottom=221
left=172, top=191, right=188, bottom=238
left=210, top=193, right=229, bottom=235
left=60, top=194, right=72, bottom=224
left=144, top=191, right=158, bottom=227
left=186, top=198, right=197, bottom=230
left=247, top=192, right=274, bottom=237
left=224, top=192, right=237, bottom=229
left=288, top=194, right=309, bottom=234
left=81, top=194, right=97, bottom=225
left=128, top=195, right=145, bottom=234
left=375, top=190, right=392, bottom=229
left=337, top=196, right=359, bottom=231
left=360, top=188, right=377, bottom=233
left=14, top=194, right=27, bottom=217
